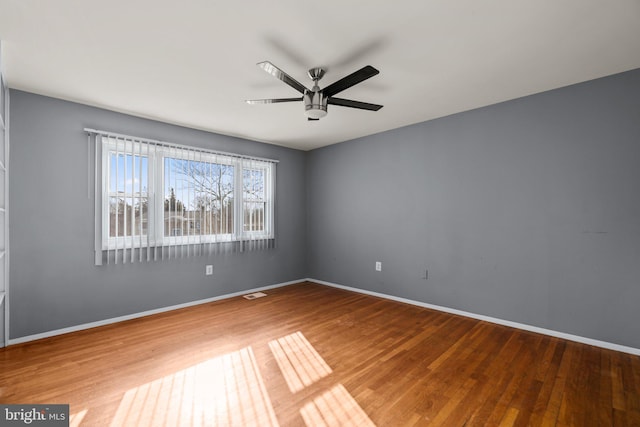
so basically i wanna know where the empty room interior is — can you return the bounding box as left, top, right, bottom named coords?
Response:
left=1, top=1, right=640, bottom=426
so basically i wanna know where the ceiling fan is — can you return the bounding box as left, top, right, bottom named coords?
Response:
left=246, top=61, right=383, bottom=120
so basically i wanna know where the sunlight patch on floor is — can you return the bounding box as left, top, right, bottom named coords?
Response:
left=268, top=331, right=333, bottom=393
left=109, top=346, right=279, bottom=427
left=69, top=409, right=88, bottom=427
left=106, top=331, right=374, bottom=426
left=300, top=384, right=376, bottom=427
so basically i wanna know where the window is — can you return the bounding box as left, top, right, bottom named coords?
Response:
left=243, top=168, right=267, bottom=233
left=105, top=140, right=149, bottom=245
left=96, top=134, right=275, bottom=262
left=161, top=151, right=237, bottom=244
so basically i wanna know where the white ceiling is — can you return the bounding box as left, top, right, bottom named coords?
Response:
left=1, top=1, right=639, bottom=151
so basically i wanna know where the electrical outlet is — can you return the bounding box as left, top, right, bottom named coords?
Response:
left=375, top=261, right=382, bottom=271
left=205, top=265, right=213, bottom=275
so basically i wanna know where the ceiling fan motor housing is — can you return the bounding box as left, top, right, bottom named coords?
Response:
left=304, top=88, right=327, bottom=119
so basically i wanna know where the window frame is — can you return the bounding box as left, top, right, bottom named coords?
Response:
left=100, top=137, right=275, bottom=251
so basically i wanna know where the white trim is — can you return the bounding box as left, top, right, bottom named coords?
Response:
left=8, top=279, right=304, bottom=345
left=2, top=65, right=9, bottom=348
left=307, top=278, right=640, bottom=356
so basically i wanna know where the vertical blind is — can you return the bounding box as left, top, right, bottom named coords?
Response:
left=87, top=129, right=277, bottom=265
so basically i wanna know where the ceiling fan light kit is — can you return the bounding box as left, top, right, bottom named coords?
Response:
left=304, top=89, right=328, bottom=119
left=247, top=61, right=383, bottom=121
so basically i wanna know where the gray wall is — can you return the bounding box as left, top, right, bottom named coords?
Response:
left=307, top=69, right=640, bottom=348
left=9, top=91, right=307, bottom=339
left=9, top=69, right=640, bottom=349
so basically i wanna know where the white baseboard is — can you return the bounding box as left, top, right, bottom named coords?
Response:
left=307, top=278, right=640, bottom=356
left=8, top=279, right=305, bottom=346
left=11, top=278, right=640, bottom=356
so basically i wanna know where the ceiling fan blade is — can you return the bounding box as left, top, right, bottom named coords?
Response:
left=328, top=97, right=383, bottom=111
left=246, top=97, right=303, bottom=104
left=308, top=117, right=320, bottom=121
left=257, top=61, right=309, bottom=94
left=322, top=65, right=380, bottom=98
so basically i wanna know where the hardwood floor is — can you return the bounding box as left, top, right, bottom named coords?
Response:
left=1, top=281, right=639, bottom=426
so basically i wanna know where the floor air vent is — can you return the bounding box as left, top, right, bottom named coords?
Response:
left=243, top=292, right=267, bottom=300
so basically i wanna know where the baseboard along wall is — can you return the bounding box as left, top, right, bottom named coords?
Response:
left=8, top=279, right=305, bottom=346
left=308, top=278, right=640, bottom=356
left=8, top=278, right=640, bottom=356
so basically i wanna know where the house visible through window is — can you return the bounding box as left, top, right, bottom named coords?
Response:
left=96, top=134, right=276, bottom=263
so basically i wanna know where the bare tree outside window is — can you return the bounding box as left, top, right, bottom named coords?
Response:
left=164, top=158, right=235, bottom=237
